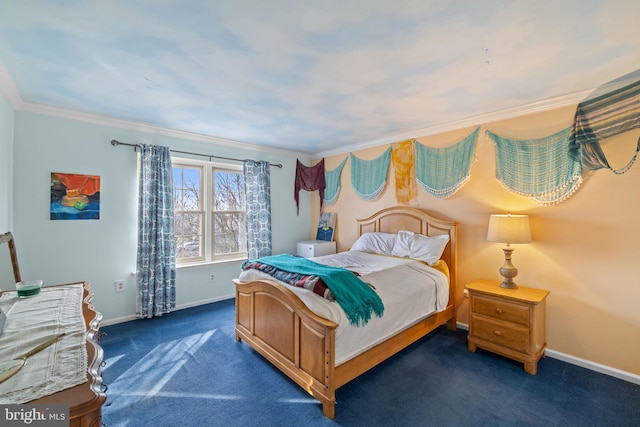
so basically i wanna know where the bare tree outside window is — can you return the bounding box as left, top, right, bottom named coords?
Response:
left=213, top=170, right=246, bottom=255
left=173, top=160, right=247, bottom=264
left=173, top=165, right=203, bottom=260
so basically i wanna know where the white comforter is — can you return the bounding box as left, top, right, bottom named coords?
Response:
left=237, top=250, right=448, bottom=365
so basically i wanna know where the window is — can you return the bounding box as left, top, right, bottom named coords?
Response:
left=173, top=158, right=246, bottom=264
left=173, top=164, right=203, bottom=260
left=213, top=169, right=246, bottom=256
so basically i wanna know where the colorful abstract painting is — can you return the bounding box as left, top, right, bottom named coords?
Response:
left=50, top=172, right=101, bottom=220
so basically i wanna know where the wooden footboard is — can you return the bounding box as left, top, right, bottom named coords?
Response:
left=234, top=279, right=455, bottom=419
left=235, top=206, right=458, bottom=418
left=234, top=279, right=340, bottom=418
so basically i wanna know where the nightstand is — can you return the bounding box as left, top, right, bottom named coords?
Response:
left=466, top=279, right=549, bottom=374
left=296, top=240, right=336, bottom=258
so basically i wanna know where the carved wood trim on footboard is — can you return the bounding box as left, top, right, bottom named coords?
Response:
left=234, top=279, right=339, bottom=418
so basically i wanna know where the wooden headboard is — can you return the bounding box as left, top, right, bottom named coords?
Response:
left=356, top=206, right=458, bottom=306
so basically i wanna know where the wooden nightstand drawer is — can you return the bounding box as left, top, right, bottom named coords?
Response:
left=466, top=280, right=549, bottom=375
left=472, top=295, right=530, bottom=327
left=471, top=315, right=529, bottom=353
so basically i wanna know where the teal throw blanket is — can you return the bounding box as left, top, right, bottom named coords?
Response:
left=251, top=254, right=384, bottom=326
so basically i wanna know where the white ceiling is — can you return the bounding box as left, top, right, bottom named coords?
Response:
left=0, top=1, right=639, bottom=155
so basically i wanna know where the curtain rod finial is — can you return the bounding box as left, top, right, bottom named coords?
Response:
left=111, top=140, right=119, bottom=146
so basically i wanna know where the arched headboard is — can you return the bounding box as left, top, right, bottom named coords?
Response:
left=356, top=206, right=458, bottom=308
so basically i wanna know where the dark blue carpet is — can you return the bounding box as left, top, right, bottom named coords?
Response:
left=100, top=299, right=639, bottom=426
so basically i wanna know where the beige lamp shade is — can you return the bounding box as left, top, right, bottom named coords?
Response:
left=487, top=214, right=531, bottom=244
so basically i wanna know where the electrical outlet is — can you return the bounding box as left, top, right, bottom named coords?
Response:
left=209, top=274, right=215, bottom=282
left=115, top=280, right=125, bottom=293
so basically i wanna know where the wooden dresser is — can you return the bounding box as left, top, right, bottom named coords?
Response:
left=29, top=282, right=107, bottom=427
left=466, top=279, right=549, bottom=374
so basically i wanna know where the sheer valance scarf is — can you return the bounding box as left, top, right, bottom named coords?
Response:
left=350, top=148, right=391, bottom=200
left=415, top=128, right=479, bottom=198
left=392, top=140, right=417, bottom=204
left=295, top=159, right=326, bottom=214
left=570, top=78, right=640, bottom=174
left=324, top=157, right=348, bottom=205
left=487, top=127, right=583, bottom=205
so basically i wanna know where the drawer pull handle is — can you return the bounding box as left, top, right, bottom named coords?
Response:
left=495, top=308, right=503, bottom=314
left=493, top=330, right=502, bottom=337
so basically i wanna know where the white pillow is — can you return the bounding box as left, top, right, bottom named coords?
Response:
left=391, top=230, right=415, bottom=258
left=411, top=233, right=449, bottom=265
left=350, top=232, right=397, bottom=255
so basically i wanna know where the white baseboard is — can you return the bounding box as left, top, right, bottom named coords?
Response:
left=456, top=322, right=640, bottom=385
left=104, top=311, right=639, bottom=385
left=544, top=349, right=640, bottom=385
left=174, top=294, right=235, bottom=311
left=100, top=294, right=235, bottom=327
left=101, top=315, right=137, bottom=327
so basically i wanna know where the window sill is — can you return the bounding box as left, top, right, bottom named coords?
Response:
left=176, top=257, right=245, bottom=271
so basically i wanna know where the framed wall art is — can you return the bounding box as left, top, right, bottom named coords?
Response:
left=50, top=172, right=101, bottom=220
left=316, top=212, right=336, bottom=241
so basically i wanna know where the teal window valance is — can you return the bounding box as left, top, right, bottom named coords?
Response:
left=415, top=128, right=478, bottom=198
left=350, top=148, right=391, bottom=200
left=324, top=157, right=348, bottom=205
left=487, top=127, right=582, bottom=205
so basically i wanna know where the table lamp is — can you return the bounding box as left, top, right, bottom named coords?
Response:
left=487, top=214, right=531, bottom=289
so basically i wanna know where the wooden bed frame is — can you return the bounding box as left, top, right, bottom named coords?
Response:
left=234, top=206, right=458, bottom=418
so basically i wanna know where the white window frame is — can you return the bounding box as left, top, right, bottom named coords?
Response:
left=173, top=157, right=246, bottom=266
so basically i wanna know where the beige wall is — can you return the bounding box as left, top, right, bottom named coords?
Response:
left=311, top=105, right=640, bottom=376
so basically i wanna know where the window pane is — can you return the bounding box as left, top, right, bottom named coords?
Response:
left=175, top=212, right=202, bottom=259
left=213, top=212, right=247, bottom=254
left=173, top=166, right=201, bottom=211
left=214, top=171, right=245, bottom=211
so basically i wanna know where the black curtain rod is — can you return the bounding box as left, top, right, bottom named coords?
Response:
left=110, top=140, right=283, bottom=168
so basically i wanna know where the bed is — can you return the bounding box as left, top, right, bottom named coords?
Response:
left=233, top=206, right=458, bottom=418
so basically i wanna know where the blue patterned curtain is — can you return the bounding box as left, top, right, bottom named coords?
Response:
left=136, top=144, right=176, bottom=319
left=244, top=160, right=272, bottom=259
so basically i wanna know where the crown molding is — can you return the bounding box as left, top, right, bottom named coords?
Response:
left=311, top=89, right=591, bottom=159
left=18, top=101, right=308, bottom=158
left=0, top=62, right=24, bottom=109
left=2, top=59, right=590, bottom=161
left=0, top=62, right=308, bottom=159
